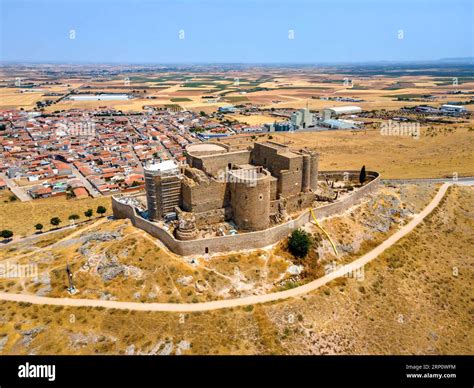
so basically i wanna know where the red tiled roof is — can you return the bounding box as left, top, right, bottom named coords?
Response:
left=73, top=187, right=89, bottom=198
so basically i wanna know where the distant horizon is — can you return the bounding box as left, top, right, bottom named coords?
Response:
left=1, top=57, right=474, bottom=67
left=1, top=0, right=473, bottom=64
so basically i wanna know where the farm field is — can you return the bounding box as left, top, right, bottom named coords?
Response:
left=0, top=88, right=45, bottom=110
left=227, top=114, right=277, bottom=125
left=3, top=67, right=473, bottom=114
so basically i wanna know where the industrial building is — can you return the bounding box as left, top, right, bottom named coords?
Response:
left=291, top=108, right=314, bottom=129
left=322, top=106, right=362, bottom=120
left=320, top=119, right=359, bottom=130
left=320, top=105, right=363, bottom=129
left=218, top=105, right=237, bottom=113
left=264, top=121, right=295, bottom=132
left=440, top=104, right=467, bottom=114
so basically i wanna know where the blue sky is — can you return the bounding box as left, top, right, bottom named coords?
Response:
left=1, top=0, right=473, bottom=63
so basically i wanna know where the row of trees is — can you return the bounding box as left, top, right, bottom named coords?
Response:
left=1, top=206, right=107, bottom=241
left=34, top=206, right=107, bottom=232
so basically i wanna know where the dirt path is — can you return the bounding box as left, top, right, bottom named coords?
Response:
left=0, top=218, right=108, bottom=262
left=0, top=183, right=452, bottom=312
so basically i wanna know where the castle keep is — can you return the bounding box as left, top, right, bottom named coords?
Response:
left=144, top=141, right=319, bottom=239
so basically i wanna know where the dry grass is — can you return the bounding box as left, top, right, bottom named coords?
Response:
left=0, top=219, right=292, bottom=303
left=0, top=184, right=437, bottom=304
left=0, top=186, right=471, bottom=355
left=227, top=114, right=277, bottom=125
left=224, top=126, right=474, bottom=179
left=0, top=195, right=112, bottom=237
left=0, top=185, right=471, bottom=355
left=0, top=88, right=44, bottom=110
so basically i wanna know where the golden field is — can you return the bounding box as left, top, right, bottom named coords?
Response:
left=221, top=125, right=474, bottom=179
left=3, top=70, right=473, bottom=116
left=0, top=194, right=112, bottom=237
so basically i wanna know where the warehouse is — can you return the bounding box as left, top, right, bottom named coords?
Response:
left=440, top=104, right=467, bottom=114
left=320, top=119, right=359, bottom=129
left=323, top=106, right=362, bottom=120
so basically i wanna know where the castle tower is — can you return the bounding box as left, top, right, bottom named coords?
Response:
left=144, top=160, right=181, bottom=221
left=229, top=168, right=271, bottom=231
left=302, top=154, right=311, bottom=192
left=309, top=152, right=319, bottom=191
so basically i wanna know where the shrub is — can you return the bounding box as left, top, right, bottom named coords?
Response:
left=96, top=206, right=107, bottom=216
left=50, top=217, right=61, bottom=226
left=0, top=230, right=13, bottom=239
left=359, top=165, right=367, bottom=185
left=288, top=229, right=312, bottom=258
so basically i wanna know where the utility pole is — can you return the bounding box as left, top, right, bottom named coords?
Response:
left=66, top=262, right=77, bottom=294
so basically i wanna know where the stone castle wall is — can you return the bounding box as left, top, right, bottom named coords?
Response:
left=251, top=142, right=303, bottom=197
left=112, top=170, right=380, bottom=256
left=189, top=150, right=252, bottom=176
left=193, top=207, right=231, bottom=228
left=181, top=177, right=228, bottom=213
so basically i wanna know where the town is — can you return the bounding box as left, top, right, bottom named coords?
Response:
left=0, top=99, right=468, bottom=201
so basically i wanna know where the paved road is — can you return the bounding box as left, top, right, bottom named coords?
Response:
left=0, top=183, right=452, bottom=312
left=383, top=176, right=474, bottom=186
left=0, top=172, right=32, bottom=201
left=68, top=163, right=101, bottom=198
left=128, top=145, right=144, bottom=174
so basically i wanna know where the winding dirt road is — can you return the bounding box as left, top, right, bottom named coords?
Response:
left=0, top=183, right=451, bottom=312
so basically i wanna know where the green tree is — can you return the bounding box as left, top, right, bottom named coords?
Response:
left=68, top=214, right=80, bottom=221
left=1, top=230, right=13, bottom=239
left=96, top=206, right=107, bottom=217
left=34, top=223, right=43, bottom=232
left=288, top=229, right=312, bottom=258
left=84, top=209, right=93, bottom=219
left=359, top=165, right=367, bottom=185
left=50, top=217, right=61, bottom=227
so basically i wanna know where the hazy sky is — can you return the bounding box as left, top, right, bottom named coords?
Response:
left=1, top=0, right=473, bottom=63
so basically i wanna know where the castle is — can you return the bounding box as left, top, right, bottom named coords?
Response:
left=144, top=141, right=320, bottom=239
